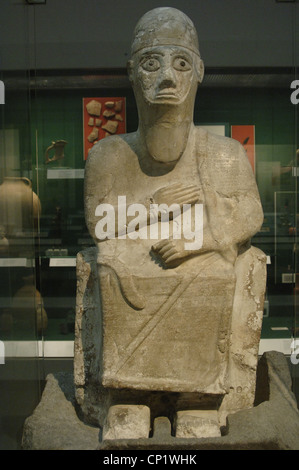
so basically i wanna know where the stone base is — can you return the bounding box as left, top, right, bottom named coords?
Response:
left=22, top=351, right=299, bottom=450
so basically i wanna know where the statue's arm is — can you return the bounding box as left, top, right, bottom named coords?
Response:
left=152, top=142, right=264, bottom=267
left=84, top=146, right=114, bottom=243
left=209, top=143, right=264, bottom=249
left=84, top=141, right=155, bottom=243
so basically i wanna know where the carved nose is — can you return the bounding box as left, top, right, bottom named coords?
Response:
left=158, top=67, right=176, bottom=89
left=159, top=78, right=176, bottom=89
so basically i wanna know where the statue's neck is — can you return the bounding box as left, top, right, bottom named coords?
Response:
left=138, top=106, right=194, bottom=163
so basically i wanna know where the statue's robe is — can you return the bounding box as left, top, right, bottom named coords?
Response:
left=83, top=126, right=264, bottom=396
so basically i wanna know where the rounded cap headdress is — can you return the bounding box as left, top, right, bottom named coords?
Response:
left=131, top=7, right=200, bottom=57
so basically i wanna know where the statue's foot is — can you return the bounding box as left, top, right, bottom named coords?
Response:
left=102, top=404, right=151, bottom=441
left=175, top=410, right=221, bottom=438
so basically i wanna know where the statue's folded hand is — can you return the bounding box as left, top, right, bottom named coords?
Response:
left=153, top=182, right=201, bottom=208
left=151, top=238, right=187, bottom=268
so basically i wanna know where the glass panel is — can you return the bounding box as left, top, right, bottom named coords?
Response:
left=292, top=1, right=299, bottom=402
left=32, top=82, right=135, bottom=345
left=194, top=82, right=297, bottom=349
left=32, top=88, right=90, bottom=342
left=0, top=1, right=41, bottom=450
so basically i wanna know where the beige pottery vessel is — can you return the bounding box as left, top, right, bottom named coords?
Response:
left=0, top=177, right=41, bottom=236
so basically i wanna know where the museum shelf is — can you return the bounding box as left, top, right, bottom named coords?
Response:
left=46, top=168, right=84, bottom=179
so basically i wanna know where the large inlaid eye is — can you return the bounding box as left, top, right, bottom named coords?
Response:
left=141, top=57, right=160, bottom=72
left=173, top=57, right=192, bottom=71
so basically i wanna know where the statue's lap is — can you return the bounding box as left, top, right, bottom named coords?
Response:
left=99, top=252, right=236, bottom=395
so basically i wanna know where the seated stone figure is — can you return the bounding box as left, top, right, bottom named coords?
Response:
left=75, top=7, right=266, bottom=439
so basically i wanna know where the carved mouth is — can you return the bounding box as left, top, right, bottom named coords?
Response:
left=156, top=90, right=177, bottom=98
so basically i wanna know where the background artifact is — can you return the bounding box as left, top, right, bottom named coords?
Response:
left=83, top=97, right=126, bottom=159
left=0, top=225, right=9, bottom=254
left=45, top=139, right=68, bottom=164
left=0, top=177, right=41, bottom=237
left=11, top=274, right=48, bottom=336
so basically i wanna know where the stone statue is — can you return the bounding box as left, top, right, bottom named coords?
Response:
left=75, top=7, right=267, bottom=440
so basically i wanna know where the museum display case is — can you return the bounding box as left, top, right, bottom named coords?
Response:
left=0, top=0, right=298, bottom=449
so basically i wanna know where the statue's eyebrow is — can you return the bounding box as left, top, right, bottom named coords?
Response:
left=169, top=49, right=193, bottom=61
left=139, top=49, right=165, bottom=58
left=139, top=47, right=193, bottom=60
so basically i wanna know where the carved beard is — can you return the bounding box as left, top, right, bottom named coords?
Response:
left=144, top=121, right=190, bottom=163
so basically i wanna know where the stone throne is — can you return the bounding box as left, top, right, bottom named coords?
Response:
left=74, top=243, right=267, bottom=439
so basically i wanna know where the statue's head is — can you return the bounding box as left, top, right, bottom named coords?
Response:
left=128, top=7, right=204, bottom=109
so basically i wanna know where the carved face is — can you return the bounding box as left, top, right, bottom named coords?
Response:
left=129, top=45, right=203, bottom=107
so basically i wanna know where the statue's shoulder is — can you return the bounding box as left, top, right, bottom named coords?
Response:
left=195, top=127, right=255, bottom=190
left=195, top=126, right=248, bottom=169
left=85, top=132, right=136, bottom=170
left=196, top=126, right=242, bottom=156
